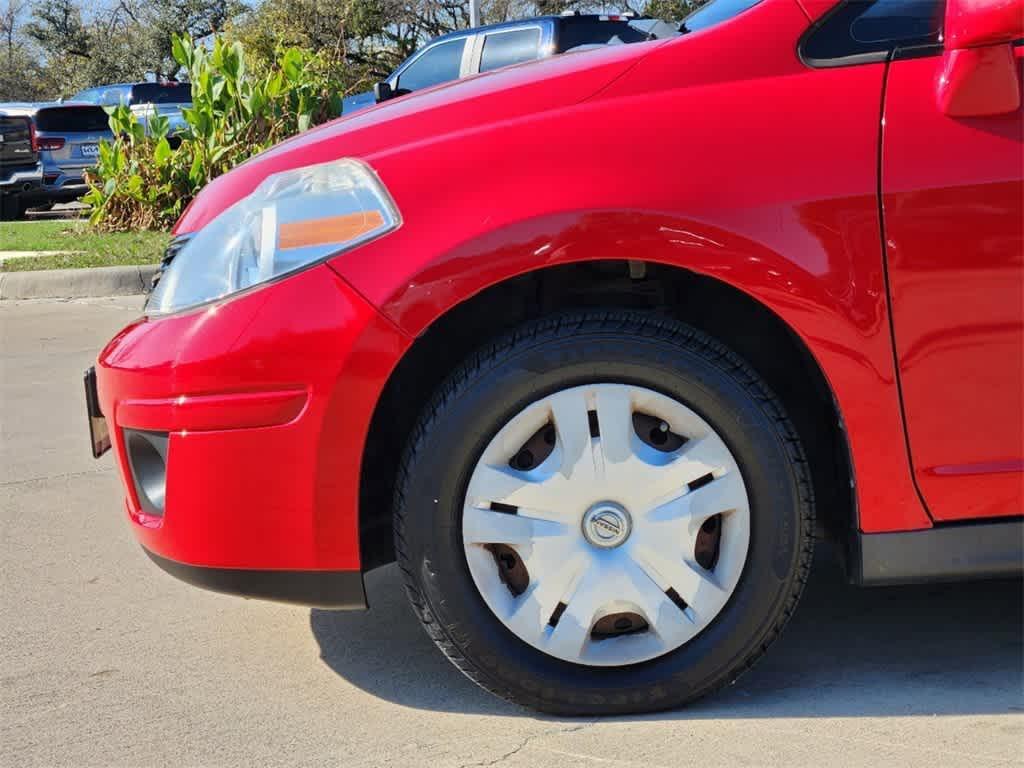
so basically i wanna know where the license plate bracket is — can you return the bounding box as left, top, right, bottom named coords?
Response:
left=84, top=367, right=110, bottom=458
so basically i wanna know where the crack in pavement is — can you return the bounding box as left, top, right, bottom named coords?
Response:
left=0, top=467, right=114, bottom=488
left=457, top=719, right=599, bottom=768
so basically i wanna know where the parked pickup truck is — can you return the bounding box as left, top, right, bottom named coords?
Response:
left=72, top=82, right=191, bottom=145
left=342, top=13, right=676, bottom=113
left=2, top=103, right=113, bottom=211
left=0, top=111, right=42, bottom=220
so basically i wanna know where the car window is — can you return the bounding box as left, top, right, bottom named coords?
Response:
left=480, top=28, right=542, bottom=72
left=397, top=39, right=467, bottom=92
left=130, top=83, right=192, bottom=105
left=851, top=0, right=943, bottom=43
left=34, top=106, right=110, bottom=133
left=802, top=0, right=946, bottom=64
left=680, top=0, right=763, bottom=34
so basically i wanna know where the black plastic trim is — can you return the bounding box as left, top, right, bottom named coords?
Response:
left=84, top=366, right=111, bottom=458
left=149, top=233, right=192, bottom=292
left=800, top=47, right=890, bottom=69
left=851, top=519, right=1024, bottom=586
left=143, top=548, right=368, bottom=609
left=891, top=41, right=944, bottom=60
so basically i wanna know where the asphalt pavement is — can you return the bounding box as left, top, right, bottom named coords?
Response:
left=2, top=297, right=1022, bottom=768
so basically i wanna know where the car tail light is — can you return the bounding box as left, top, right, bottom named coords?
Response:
left=38, top=137, right=65, bottom=151
left=29, top=121, right=37, bottom=152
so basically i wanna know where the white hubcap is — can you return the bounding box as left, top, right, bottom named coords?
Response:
left=462, top=383, right=751, bottom=666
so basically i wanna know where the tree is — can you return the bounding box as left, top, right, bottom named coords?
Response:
left=0, top=0, right=47, bottom=101
left=19, top=0, right=246, bottom=98
left=646, top=0, right=700, bottom=22
left=1, top=0, right=29, bottom=63
left=129, top=0, right=248, bottom=78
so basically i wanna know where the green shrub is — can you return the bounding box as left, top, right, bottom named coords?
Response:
left=85, top=34, right=344, bottom=231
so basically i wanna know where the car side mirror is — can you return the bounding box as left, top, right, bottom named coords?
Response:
left=373, top=82, right=393, bottom=103
left=937, top=0, right=1023, bottom=117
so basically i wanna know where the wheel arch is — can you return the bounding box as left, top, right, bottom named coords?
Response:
left=358, top=258, right=859, bottom=573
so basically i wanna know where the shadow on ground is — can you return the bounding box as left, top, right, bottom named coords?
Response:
left=310, top=547, right=1023, bottom=718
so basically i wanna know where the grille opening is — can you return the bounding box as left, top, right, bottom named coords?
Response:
left=587, top=409, right=600, bottom=437
left=591, top=612, right=649, bottom=640
left=508, top=423, right=556, bottom=471
left=633, top=412, right=686, bottom=452
left=486, top=543, right=529, bottom=596
left=489, top=501, right=518, bottom=514
left=695, top=513, right=723, bottom=571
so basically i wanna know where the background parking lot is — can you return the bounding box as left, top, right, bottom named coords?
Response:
left=2, top=297, right=1022, bottom=768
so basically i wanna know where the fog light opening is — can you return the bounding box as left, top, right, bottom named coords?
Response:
left=125, top=429, right=169, bottom=516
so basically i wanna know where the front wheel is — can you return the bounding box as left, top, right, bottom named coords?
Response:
left=395, top=311, right=814, bottom=715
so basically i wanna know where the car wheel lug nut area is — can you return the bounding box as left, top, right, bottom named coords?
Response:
left=581, top=502, right=632, bottom=549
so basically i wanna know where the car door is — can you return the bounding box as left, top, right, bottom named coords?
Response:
left=881, top=14, right=1023, bottom=520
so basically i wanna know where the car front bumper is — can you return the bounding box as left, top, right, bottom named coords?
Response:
left=94, top=265, right=410, bottom=607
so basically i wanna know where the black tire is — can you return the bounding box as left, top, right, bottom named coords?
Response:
left=394, top=311, right=814, bottom=715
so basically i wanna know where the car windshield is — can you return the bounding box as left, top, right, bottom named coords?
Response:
left=681, top=0, right=763, bottom=34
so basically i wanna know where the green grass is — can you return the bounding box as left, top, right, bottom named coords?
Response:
left=0, top=220, right=169, bottom=271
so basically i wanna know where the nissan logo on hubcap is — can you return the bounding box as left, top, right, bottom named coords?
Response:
left=582, top=503, right=632, bottom=549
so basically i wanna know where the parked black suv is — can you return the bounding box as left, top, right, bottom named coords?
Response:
left=0, top=112, right=42, bottom=220
left=342, top=13, right=677, bottom=113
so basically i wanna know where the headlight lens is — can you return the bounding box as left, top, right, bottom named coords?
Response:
left=146, top=158, right=399, bottom=315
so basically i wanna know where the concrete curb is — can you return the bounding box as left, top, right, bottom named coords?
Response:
left=0, top=265, right=158, bottom=300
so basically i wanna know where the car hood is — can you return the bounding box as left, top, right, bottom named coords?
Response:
left=175, top=40, right=665, bottom=234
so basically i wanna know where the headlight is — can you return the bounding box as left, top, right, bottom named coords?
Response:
left=146, top=159, right=399, bottom=316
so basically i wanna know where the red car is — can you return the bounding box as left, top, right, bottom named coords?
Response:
left=87, top=0, right=1023, bottom=715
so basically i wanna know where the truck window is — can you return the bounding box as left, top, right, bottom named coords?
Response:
left=99, top=86, right=130, bottom=107
left=558, top=20, right=649, bottom=50
left=397, top=39, right=467, bottom=92
left=480, top=28, right=542, bottom=72
left=72, top=88, right=101, bottom=104
left=130, top=83, right=193, bottom=105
